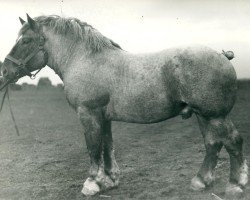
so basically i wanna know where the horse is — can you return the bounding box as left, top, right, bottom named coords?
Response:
left=1, top=14, right=248, bottom=198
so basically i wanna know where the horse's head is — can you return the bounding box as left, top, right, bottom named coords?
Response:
left=2, top=14, right=48, bottom=82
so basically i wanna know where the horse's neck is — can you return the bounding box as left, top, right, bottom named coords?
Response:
left=43, top=30, right=124, bottom=83
left=44, top=31, right=88, bottom=80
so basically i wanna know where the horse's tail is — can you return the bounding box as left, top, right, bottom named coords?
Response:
left=222, top=50, right=234, bottom=60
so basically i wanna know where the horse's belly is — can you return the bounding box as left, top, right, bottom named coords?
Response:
left=104, top=55, right=182, bottom=123
left=106, top=92, right=180, bottom=124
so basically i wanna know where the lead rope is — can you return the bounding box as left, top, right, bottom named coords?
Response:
left=0, top=87, right=20, bottom=136
left=0, top=87, right=8, bottom=112
left=30, top=68, right=42, bottom=80
left=7, top=88, right=20, bottom=136
left=0, top=68, right=42, bottom=136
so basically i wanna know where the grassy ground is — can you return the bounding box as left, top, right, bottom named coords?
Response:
left=0, top=85, right=249, bottom=200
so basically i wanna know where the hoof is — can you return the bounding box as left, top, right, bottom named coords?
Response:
left=95, top=168, right=119, bottom=190
left=190, top=176, right=206, bottom=191
left=203, top=171, right=215, bottom=186
left=81, top=177, right=100, bottom=196
left=225, top=183, right=244, bottom=199
left=96, top=175, right=116, bottom=189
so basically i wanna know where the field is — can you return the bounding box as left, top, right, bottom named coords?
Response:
left=0, top=82, right=250, bottom=200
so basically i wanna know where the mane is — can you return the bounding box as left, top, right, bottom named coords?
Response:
left=32, top=15, right=122, bottom=52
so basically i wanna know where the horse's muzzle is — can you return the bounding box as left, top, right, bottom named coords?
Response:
left=1, top=62, right=21, bottom=81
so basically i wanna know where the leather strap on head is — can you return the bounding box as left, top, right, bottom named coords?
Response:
left=5, top=54, right=24, bottom=66
left=5, top=35, right=48, bottom=78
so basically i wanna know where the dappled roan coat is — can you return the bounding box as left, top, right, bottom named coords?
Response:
left=1, top=15, right=247, bottom=198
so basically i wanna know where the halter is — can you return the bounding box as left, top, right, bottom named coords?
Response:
left=5, top=34, right=48, bottom=79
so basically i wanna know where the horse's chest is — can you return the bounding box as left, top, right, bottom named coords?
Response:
left=64, top=78, right=110, bottom=109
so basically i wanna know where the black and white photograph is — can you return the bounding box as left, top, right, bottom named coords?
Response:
left=0, top=0, right=250, bottom=199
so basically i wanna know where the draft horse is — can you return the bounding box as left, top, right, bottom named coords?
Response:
left=1, top=14, right=248, bottom=198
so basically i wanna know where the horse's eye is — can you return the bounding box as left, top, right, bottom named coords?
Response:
left=22, top=38, right=31, bottom=44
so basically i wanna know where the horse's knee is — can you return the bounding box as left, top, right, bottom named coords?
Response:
left=209, top=118, right=243, bottom=152
left=204, top=128, right=223, bottom=153
left=230, top=130, right=243, bottom=146
left=224, top=129, right=243, bottom=154
left=204, top=131, right=223, bottom=154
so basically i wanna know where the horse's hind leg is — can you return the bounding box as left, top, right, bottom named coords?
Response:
left=191, top=116, right=248, bottom=197
left=77, top=106, right=117, bottom=196
left=223, top=118, right=248, bottom=198
left=191, top=115, right=223, bottom=190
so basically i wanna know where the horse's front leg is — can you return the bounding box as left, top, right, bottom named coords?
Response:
left=77, top=106, right=117, bottom=196
left=103, top=120, right=120, bottom=185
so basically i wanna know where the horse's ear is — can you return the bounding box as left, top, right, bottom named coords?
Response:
left=19, top=17, right=25, bottom=25
left=26, top=14, right=38, bottom=31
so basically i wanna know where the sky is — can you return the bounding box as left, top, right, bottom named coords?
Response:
left=0, top=0, right=250, bottom=85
